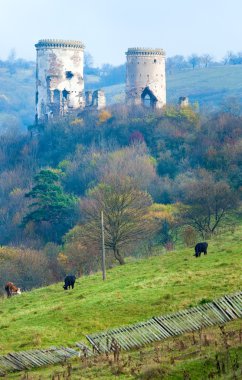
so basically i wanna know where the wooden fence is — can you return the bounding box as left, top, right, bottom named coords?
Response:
left=0, top=291, right=241, bottom=375
left=0, top=347, right=81, bottom=376
left=85, top=291, right=242, bottom=352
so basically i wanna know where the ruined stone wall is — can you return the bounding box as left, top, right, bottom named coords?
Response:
left=35, top=39, right=85, bottom=122
left=179, top=96, right=189, bottom=107
left=125, top=48, right=166, bottom=108
left=92, top=90, right=106, bottom=110
left=85, top=90, right=106, bottom=110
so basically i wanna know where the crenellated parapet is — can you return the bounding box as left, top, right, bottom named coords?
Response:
left=35, top=39, right=85, bottom=50
left=126, top=48, right=165, bottom=56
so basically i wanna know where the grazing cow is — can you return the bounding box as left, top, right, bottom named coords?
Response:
left=194, top=242, right=208, bottom=258
left=5, top=282, right=21, bottom=297
left=63, top=275, right=76, bottom=290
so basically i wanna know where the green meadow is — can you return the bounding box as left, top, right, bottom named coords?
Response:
left=0, top=226, right=241, bottom=355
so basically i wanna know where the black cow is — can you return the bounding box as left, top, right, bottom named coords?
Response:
left=63, top=275, right=76, bottom=290
left=194, top=242, right=208, bottom=257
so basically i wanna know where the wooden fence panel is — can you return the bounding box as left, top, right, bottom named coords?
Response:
left=0, top=291, right=241, bottom=374
left=86, top=291, right=242, bottom=352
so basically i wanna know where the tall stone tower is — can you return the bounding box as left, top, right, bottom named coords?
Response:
left=35, top=39, right=85, bottom=122
left=125, top=48, right=166, bottom=108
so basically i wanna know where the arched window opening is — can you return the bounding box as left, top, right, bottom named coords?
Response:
left=53, top=89, right=60, bottom=103
left=62, top=89, right=70, bottom=100
left=143, top=94, right=152, bottom=107
left=141, top=87, right=157, bottom=108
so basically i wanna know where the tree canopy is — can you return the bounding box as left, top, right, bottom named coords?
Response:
left=80, top=177, right=154, bottom=265
left=23, top=169, right=78, bottom=242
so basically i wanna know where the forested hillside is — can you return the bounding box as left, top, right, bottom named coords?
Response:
left=0, top=104, right=241, bottom=291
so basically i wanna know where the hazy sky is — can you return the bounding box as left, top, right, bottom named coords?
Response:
left=1, top=0, right=242, bottom=66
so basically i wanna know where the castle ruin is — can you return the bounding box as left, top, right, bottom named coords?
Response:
left=35, top=41, right=167, bottom=122
left=125, top=48, right=166, bottom=109
left=35, top=39, right=106, bottom=123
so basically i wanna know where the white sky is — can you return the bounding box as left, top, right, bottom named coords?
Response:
left=0, top=0, right=242, bottom=66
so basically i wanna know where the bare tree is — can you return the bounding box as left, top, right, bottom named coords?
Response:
left=222, top=51, right=233, bottom=65
left=80, top=177, right=154, bottom=265
left=201, top=54, right=213, bottom=68
left=177, top=173, right=238, bottom=237
left=97, top=143, right=157, bottom=193
left=188, top=54, right=201, bottom=69
left=166, top=55, right=188, bottom=74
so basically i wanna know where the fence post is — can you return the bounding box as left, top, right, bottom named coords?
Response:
left=101, top=210, right=106, bottom=280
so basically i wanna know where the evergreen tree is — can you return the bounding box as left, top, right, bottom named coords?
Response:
left=23, top=169, right=78, bottom=243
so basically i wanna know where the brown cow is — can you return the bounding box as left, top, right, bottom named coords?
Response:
left=5, top=282, right=21, bottom=297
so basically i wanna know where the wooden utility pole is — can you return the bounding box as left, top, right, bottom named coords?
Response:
left=101, top=210, right=106, bottom=280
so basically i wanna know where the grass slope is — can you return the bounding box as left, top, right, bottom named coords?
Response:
left=0, top=67, right=35, bottom=130
left=0, top=227, right=241, bottom=354
left=167, top=65, right=242, bottom=108
left=92, top=65, right=242, bottom=108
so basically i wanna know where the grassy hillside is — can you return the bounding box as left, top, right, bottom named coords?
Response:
left=167, top=65, right=242, bottom=107
left=2, top=65, right=242, bottom=131
left=0, top=226, right=241, bottom=355
left=0, top=67, right=35, bottom=131
left=101, top=65, right=242, bottom=107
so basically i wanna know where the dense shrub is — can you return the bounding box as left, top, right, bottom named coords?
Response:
left=0, top=247, right=55, bottom=294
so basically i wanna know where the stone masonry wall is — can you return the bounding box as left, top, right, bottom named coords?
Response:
left=35, top=39, right=85, bottom=122
left=125, top=48, right=166, bottom=109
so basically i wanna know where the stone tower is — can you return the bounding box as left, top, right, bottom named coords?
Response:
left=35, top=39, right=85, bottom=122
left=125, top=48, right=166, bottom=108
